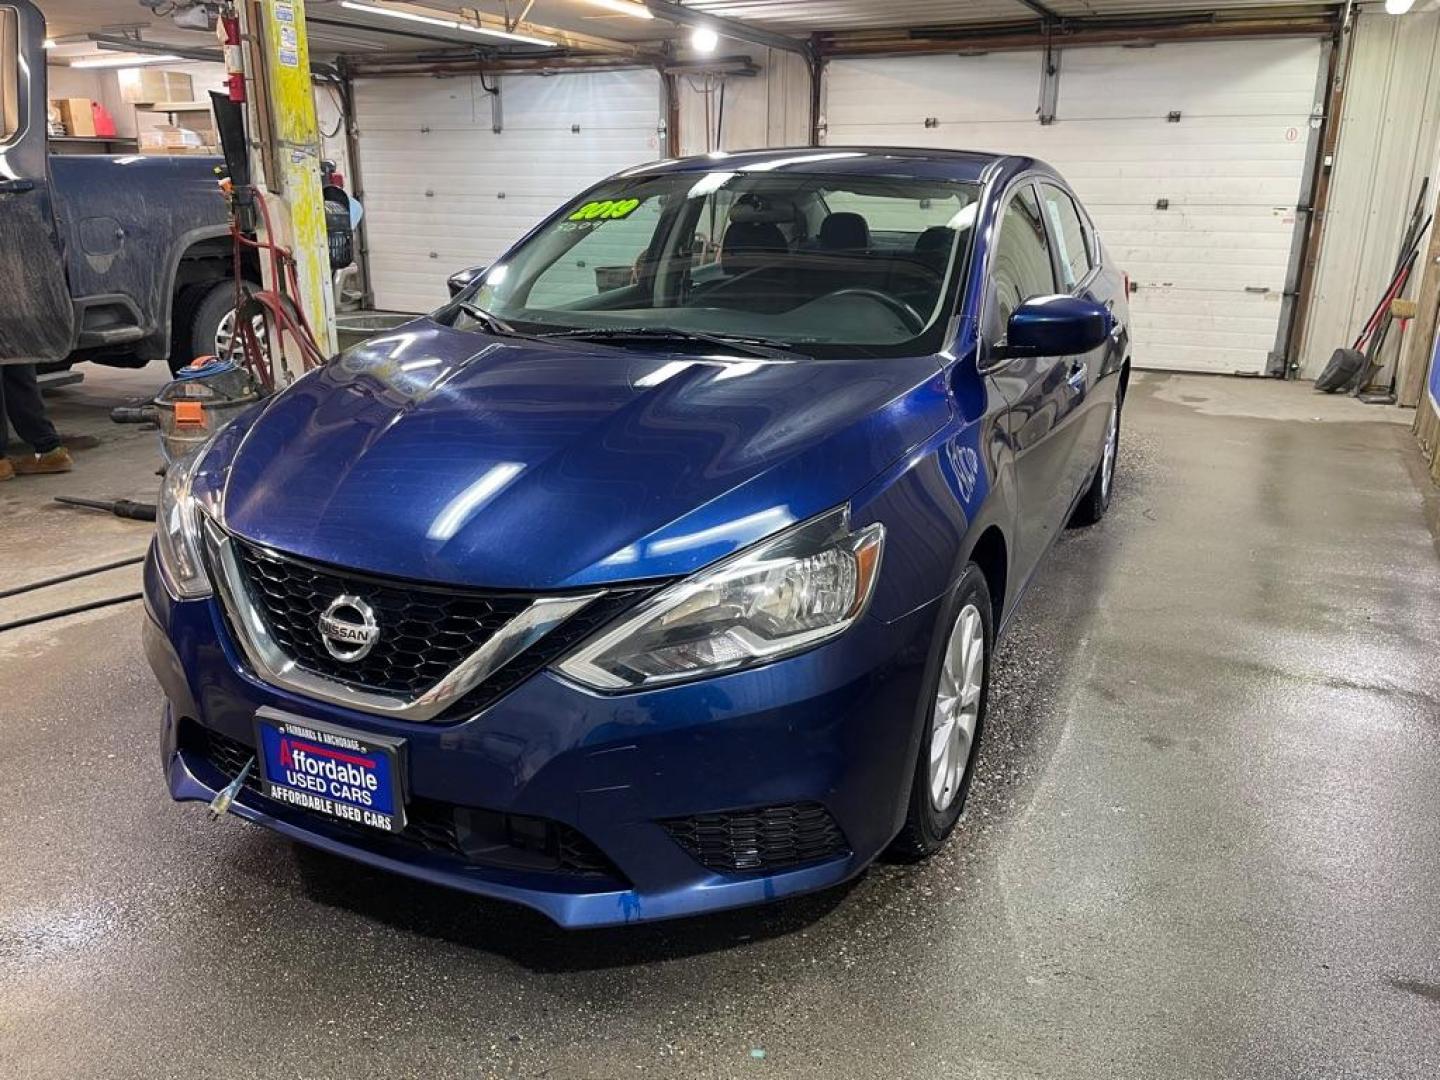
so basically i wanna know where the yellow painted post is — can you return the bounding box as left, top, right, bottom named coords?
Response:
left=243, top=0, right=337, bottom=385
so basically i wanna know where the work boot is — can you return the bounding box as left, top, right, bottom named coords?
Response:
left=10, top=447, right=74, bottom=475
left=0, top=458, right=13, bottom=481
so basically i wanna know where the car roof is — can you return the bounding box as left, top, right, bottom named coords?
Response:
left=619, top=146, right=1049, bottom=186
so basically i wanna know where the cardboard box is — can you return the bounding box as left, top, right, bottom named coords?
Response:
left=52, top=98, right=98, bottom=137
left=118, top=68, right=194, bottom=104
left=139, top=125, right=216, bottom=155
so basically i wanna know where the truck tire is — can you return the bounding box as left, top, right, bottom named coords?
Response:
left=171, top=280, right=243, bottom=374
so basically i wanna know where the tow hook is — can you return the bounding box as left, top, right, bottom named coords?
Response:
left=208, top=757, right=255, bottom=819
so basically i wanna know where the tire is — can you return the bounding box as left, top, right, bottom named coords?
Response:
left=887, top=562, right=994, bottom=862
left=171, top=279, right=241, bottom=374
left=1070, top=394, right=1121, bottom=527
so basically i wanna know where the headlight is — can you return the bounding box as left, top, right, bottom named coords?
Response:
left=557, top=507, right=884, bottom=690
left=154, top=444, right=213, bottom=600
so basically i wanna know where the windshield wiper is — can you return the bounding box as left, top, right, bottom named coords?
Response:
left=454, top=300, right=520, bottom=338
left=535, top=326, right=804, bottom=361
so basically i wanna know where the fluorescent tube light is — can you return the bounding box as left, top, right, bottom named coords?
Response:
left=453, top=22, right=558, bottom=47
left=340, top=1, right=557, bottom=46
left=340, top=1, right=456, bottom=29
left=580, top=0, right=655, bottom=18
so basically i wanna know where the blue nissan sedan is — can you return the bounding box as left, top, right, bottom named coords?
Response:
left=144, top=147, right=1130, bottom=928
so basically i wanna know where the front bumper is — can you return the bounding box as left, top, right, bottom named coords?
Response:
left=142, top=549, right=938, bottom=928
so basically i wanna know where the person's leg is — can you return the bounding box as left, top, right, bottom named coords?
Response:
left=4, top=365, right=71, bottom=473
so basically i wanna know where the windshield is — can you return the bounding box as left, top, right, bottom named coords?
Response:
left=452, top=168, right=981, bottom=359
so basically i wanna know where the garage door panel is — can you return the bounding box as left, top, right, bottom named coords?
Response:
left=1060, top=41, right=1324, bottom=119
left=1072, top=176, right=1305, bottom=207
left=1131, top=290, right=1285, bottom=372
left=355, top=69, right=661, bottom=313
left=356, top=79, right=484, bottom=128
left=824, top=38, right=1322, bottom=375
left=824, top=55, right=1039, bottom=125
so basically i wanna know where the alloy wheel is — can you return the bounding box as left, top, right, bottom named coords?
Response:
left=930, top=603, right=985, bottom=811
left=1100, top=403, right=1119, bottom=501
left=215, top=307, right=268, bottom=362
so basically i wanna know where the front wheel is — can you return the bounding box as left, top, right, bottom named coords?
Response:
left=887, top=563, right=993, bottom=862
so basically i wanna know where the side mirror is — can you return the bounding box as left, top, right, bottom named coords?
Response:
left=446, top=264, right=488, bottom=299
left=998, top=295, right=1110, bottom=359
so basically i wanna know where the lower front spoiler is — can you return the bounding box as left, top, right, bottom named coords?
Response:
left=166, top=741, right=862, bottom=930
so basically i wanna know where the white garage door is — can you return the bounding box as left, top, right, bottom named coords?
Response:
left=355, top=69, right=663, bottom=314
left=824, top=40, right=1326, bottom=375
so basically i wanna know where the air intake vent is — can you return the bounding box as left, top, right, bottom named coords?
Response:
left=662, top=803, right=848, bottom=874
left=179, top=721, right=625, bottom=882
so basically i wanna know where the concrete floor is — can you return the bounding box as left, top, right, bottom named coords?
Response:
left=2, top=367, right=1439, bottom=1079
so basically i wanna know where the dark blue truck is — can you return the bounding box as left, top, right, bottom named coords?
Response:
left=1, top=0, right=246, bottom=371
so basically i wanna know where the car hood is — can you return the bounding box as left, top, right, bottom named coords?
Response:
left=209, top=320, right=950, bottom=589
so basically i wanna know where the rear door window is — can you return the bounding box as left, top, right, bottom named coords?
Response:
left=1039, top=184, right=1093, bottom=290
left=991, top=185, right=1056, bottom=325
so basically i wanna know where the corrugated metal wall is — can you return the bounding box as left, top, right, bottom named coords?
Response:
left=1297, top=9, right=1440, bottom=380
left=675, top=48, right=809, bottom=157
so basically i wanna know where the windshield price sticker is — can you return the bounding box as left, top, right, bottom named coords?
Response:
left=568, top=198, right=641, bottom=222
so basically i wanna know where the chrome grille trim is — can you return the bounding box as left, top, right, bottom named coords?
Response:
left=204, top=518, right=601, bottom=722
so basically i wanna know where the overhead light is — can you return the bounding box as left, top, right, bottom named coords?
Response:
left=1384, top=0, right=1414, bottom=11
left=339, top=1, right=557, bottom=46
left=340, top=1, right=459, bottom=30
left=453, top=21, right=558, bottom=48
left=690, top=25, right=719, bottom=53
left=43, top=38, right=55, bottom=49
left=581, top=0, right=654, bottom=18
left=71, top=53, right=182, bottom=68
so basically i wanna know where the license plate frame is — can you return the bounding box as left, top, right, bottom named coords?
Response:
left=253, top=708, right=407, bottom=834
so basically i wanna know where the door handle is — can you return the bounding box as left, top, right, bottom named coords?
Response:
left=0, top=178, right=36, bottom=195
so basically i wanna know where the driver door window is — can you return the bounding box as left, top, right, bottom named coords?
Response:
left=991, top=185, right=1056, bottom=328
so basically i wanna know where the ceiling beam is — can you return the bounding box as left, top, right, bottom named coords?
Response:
left=1012, top=0, right=1064, bottom=21
left=87, top=33, right=225, bottom=64
left=816, top=11, right=1341, bottom=57
left=642, top=0, right=813, bottom=58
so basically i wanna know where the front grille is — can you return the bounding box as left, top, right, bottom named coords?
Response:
left=221, top=536, right=662, bottom=720
left=181, top=722, right=624, bottom=882
left=662, top=803, right=849, bottom=874
left=231, top=539, right=533, bottom=698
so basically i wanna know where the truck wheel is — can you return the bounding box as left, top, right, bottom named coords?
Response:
left=189, top=281, right=242, bottom=367
left=171, top=280, right=265, bottom=373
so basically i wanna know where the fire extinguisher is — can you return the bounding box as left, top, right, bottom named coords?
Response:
left=219, top=8, right=245, bottom=103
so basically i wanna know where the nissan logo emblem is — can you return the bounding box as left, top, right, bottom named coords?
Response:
left=318, top=595, right=380, bottom=662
